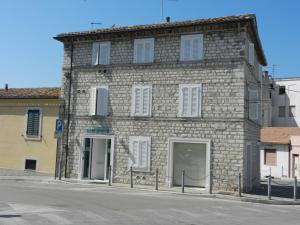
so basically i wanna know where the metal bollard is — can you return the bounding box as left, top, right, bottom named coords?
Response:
left=155, top=168, right=158, bottom=191
left=238, top=173, right=242, bottom=197
left=268, top=174, right=272, bottom=200
left=108, top=165, right=112, bottom=186
left=294, top=176, right=297, bottom=201
left=130, top=166, right=133, bottom=188
left=181, top=170, right=185, bottom=193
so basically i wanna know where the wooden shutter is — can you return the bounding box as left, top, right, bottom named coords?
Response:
left=134, top=39, right=154, bottom=63
left=92, top=42, right=100, bottom=65
left=133, top=87, right=142, bottom=115
left=129, top=140, right=139, bottom=168
left=191, top=86, right=200, bottom=117
left=249, top=42, right=255, bottom=66
left=142, top=87, right=151, bottom=116
left=89, top=87, right=97, bottom=115
left=96, top=87, right=108, bottom=116
left=26, top=109, right=40, bottom=137
left=181, top=34, right=203, bottom=61
left=181, top=87, right=189, bottom=116
left=249, top=88, right=258, bottom=120
left=99, top=42, right=110, bottom=65
left=139, top=141, right=148, bottom=168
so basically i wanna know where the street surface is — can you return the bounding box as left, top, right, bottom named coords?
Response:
left=0, top=180, right=299, bottom=225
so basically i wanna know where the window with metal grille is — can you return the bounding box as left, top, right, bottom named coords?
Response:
left=264, top=149, right=277, bottom=166
left=279, top=86, right=286, bottom=95
left=278, top=106, right=286, bottom=118
left=25, top=159, right=37, bottom=170
left=26, top=109, right=40, bottom=138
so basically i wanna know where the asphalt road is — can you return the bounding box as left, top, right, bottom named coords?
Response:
left=0, top=181, right=299, bottom=225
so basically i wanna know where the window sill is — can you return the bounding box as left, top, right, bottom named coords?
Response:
left=132, top=62, right=154, bottom=65
left=179, top=59, right=204, bottom=63
left=23, top=135, right=42, bottom=141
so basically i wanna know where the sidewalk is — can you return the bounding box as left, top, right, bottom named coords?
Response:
left=1, top=175, right=300, bottom=205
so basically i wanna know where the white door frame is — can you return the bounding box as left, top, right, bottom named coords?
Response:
left=79, top=134, right=115, bottom=182
left=167, top=137, right=211, bottom=192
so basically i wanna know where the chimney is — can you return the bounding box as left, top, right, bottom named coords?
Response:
left=166, top=17, right=170, bottom=22
left=5, top=83, right=8, bottom=91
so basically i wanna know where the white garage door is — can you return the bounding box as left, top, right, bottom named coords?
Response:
left=173, top=143, right=207, bottom=187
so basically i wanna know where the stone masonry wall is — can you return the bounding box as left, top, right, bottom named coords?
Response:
left=60, top=23, right=263, bottom=192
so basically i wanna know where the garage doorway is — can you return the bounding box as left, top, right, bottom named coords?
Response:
left=167, top=138, right=211, bottom=192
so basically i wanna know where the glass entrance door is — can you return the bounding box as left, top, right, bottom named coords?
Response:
left=82, top=138, right=91, bottom=178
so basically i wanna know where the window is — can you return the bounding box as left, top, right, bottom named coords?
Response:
left=248, top=88, right=259, bottom=121
left=264, top=149, right=277, bottom=166
left=133, top=38, right=154, bottom=63
left=89, top=86, right=108, bottom=116
left=289, top=105, right=296, bottom=117
left=278, top=106, right=286, bottom=118
left=131, top=85, right=152, bottom=117
left=279, top=86, right=286, bottom=95
left=248, top=42, right=255, bottom=66
left=92, top=41, right=111, bottom=65
left=25, top=108, right=41, bottom=139
left=180, top=34, right=203, bottom=61
left=178, top=84, right=202, bottom=117
left=128, top=136, right=151, bottom=171
left=25, top=159, right=37, bottom=170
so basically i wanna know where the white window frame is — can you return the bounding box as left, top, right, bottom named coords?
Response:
left=131, top=85, right=152, bottom=117
left=133, top=38, right=155, bottom=63
left=248, top=42, right=255, bottom=66
left=180, top=34, right=204, bottom=61
left=178, top=84, right=202, bottom=117
left=24, top=107, right=42, bottom=140
left=89, top=86, right=109, bottom=116
left=92, top=41, right=111, bottom=65
left=24, top=156, right=38, bottom=171
left=128, top=136, right=151, bottom=172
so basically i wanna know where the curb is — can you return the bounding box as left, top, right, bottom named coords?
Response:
left=1, top=177, right=300, bottom=205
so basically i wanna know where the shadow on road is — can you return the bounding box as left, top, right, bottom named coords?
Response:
left=0, top=215, right=22, bottom=218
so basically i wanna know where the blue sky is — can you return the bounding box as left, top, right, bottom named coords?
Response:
left=0, top=0, right=299, bottom=88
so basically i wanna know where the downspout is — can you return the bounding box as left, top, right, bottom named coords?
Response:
left=65, top=41, right=74, bottom=178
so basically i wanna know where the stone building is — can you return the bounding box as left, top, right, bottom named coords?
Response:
left=54, top=14, right=267, bottom=192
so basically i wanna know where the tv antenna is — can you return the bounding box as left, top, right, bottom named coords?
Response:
left=90, top=22, right=102, bottom=29
left=272, top=64, right=279, bottom=78
left=161, top=0, right=178, bottom=22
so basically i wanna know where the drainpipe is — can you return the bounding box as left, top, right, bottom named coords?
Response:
left=64, top=41, right=74, bottom=178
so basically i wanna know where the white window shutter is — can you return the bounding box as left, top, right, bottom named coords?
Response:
left=192, top=39, right=200, bottom=60
left=139, top=141, right=148, bottom=168
left=92, top=42, right=100, bottom=65
left=182, top=87, right=189, bottom=116
left=134, top=87, right=142, bottom=115
left=96, top=87, right=108, bottom=116
left=249, top=42, right=255, bottom=66
left=129, top=140, right=139, bottom=168
left=191, top=87, right=200, bottom=116
left=249, top=89, right=258, bottom=120
left=183, top=39, right=191, bottom=61
left=144, top=42, right=151, bottom=63
left=142, top=87, right=151, bottom=116
left=99, top=42, right=110, bottom=65
left=89, top=87, right=97, bottom=115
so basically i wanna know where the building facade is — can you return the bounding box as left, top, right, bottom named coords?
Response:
left=0, top=87, right=60, bottom=175
left=260, top=127, right=300, bottom=178
left=55, top=14, right=267, bottom=192
left=271, top=77, right=300, bottom=127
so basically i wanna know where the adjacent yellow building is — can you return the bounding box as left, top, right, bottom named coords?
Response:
left=0, top=86, right=60, bottom=175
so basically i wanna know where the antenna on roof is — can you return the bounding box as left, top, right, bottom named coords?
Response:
left=90, top=22, right=102, bottom=29
left=161, top=0, right=178, bottom=22
left=272, top=64, right=279, bottom=78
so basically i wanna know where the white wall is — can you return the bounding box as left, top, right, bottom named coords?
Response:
left=272, top=78, right=300, bottom=127
left=260, top=144, right=289, bottom=178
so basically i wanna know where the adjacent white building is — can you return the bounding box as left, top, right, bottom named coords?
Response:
left=271, top=77, right=300, bottom=127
